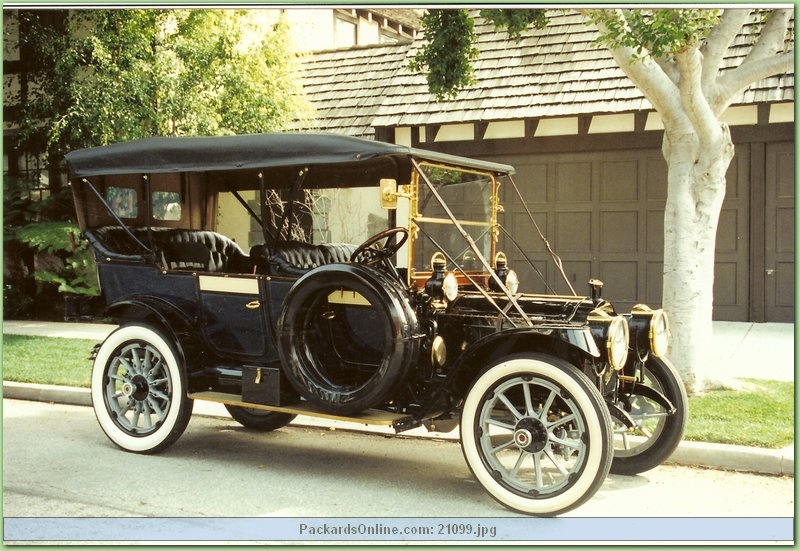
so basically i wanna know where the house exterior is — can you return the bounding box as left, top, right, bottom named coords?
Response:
left=2, top=8, right=420, bottom=199
left=299, top=10, right=794, bottom=323
left=3, top=8, right=793, bottom=323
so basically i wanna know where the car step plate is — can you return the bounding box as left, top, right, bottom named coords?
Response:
left=188, top=391, right=414, bottom=429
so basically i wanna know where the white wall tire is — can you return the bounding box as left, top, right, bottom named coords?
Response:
left=91, top=323, right=193, bottom=454
left=460, top=354, right=612, bottom=516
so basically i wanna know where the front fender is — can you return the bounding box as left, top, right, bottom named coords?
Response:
left=447, top=325, right=600, bottom=399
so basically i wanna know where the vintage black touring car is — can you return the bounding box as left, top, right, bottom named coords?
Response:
left=66, top=132, right=687, bottom=516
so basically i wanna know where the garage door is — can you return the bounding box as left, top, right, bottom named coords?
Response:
left=764, top=141, right=795, bottom=322
left=491, top=149, right=751, bottom=320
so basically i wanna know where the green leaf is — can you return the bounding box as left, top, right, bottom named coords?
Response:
left=408, top=9, right=479, bottom=101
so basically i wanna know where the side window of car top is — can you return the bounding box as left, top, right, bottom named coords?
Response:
left=106, top=187, right=138, bottom=219
left=153, top=191, right=182, bottom=221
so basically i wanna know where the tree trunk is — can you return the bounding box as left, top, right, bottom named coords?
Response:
left=661, top=127, right=734, bottom=394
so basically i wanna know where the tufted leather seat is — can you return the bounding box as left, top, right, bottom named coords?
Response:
left=84, top=226, right=249, bottom=273
left=257, top=241, right=357, bottom=276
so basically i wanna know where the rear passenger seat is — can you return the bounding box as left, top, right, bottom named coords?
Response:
left=84, top=226, right=250, bottom=273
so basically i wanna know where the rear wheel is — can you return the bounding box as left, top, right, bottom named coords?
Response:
left=91, top=323, right=193, bottom=454
left=460, top=354, right=612, bottom=516
left=224, top=405, right=296, bottom=431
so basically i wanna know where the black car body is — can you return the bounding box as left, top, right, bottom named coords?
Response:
left=67, top=132, right=687, bottom=516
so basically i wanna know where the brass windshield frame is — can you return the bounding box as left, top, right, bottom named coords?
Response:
left=407, top=160, right=501, bottom=283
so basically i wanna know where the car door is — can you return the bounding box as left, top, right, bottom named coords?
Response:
left=197, top=274, right=276, bottom=361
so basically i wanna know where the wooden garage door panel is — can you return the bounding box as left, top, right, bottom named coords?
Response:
left=712, top=150, right=750, bottom=321
left=775, top=206, right=794, bottom=252
left=716, top=209, right=741, bottom=252
left=646, top=261, right=664, bottom=304
left=600, top=160, right=640, bottom=201
left=774, top=261, right=794, bottom=308
left=555, top=211, right=592, bottom=251
left=714, top=262, right=741, bottom=307
left=555, top=162, right=592, bottom=202
left=494, top=149, right=750, bottom=319
left=765, top=142, right=794, bottom=321
left=508, top=210, right=547, bottom=252
left=599, top=261, right=639, bottom=304
left=513, top=163, right=548, bottom=203
left=498, top=151, right=663, bottom=310
left=557, top=259, right=592, bottom=296
left=521, top=260, right=552, bottom=294
left=646, top=208, right=664, bottom=253
left=645, top=156, right=668, bottom=201
left=600, top=211, right=638, bottom=252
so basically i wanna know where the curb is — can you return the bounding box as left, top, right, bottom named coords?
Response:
left=3, top=381, right=93, bottom=407
left=666, top=439, right=794, bottom=477
left=3, top=381, right=794, bottom=478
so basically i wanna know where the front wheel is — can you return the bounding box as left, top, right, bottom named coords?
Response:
left=610, top=356, right=688, bottom=475
left=460, top=354, right=612, bottom=516
left=224, top=405, right=297, bottom=431
left=91, top=323, right=193, bottom=454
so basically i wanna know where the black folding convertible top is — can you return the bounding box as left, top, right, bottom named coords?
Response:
left=65, top=132, right=514, bottom=188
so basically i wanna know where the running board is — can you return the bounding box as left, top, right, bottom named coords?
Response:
left=188, top=391, right=414, bottom=429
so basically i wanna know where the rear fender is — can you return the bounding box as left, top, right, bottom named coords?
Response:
left=448, top=327, right=600, bottom=399
left=103, top=296, right=201, bottom=370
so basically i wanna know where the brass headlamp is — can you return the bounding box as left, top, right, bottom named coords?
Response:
left=629, top=304, right=670, bottom=358
left=588, top=309, right=630, bottom=371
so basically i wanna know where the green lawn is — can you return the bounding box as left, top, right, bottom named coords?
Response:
left=1, top=334, right=794, bottom=449
left=682, top=378, right=794, bottom=448
left=2, top=334, right=96, bottom=388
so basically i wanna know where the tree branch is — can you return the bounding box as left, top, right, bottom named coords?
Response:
left=654, top=56, right=680, bottom=85
left=700, top=8, right=750, bottom=90
left=716, top=49, right=794, bottom=110
left=713, top=9, right=794, bottom=111
left=744, top=8, right=793, bottom=64
left=581, top=8, right=684, bottom=126
left=675, top=47, right=720, bottom=148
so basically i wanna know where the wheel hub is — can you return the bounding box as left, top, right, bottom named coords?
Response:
left=122, top=375, right=150, bottom=401
left=514, top=418, right=548, bottom=453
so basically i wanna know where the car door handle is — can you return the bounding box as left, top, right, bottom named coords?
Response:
left=245, top=300, right=261, bottom=309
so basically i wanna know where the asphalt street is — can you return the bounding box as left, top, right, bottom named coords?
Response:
left=3, top=399, right=793, bottom=534
left=2, top=320, right=795, bottom=543
left=4, top=319, right=795, bottom=478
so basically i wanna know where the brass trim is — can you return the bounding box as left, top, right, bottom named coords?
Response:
left=198, top=275, right=259, bottom=294
left=327, top=290, right=371, bottom=306
left=413, top=216, right=494, bottom=228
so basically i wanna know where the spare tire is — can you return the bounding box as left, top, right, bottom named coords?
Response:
left=277, top=263, right=420, bottom=415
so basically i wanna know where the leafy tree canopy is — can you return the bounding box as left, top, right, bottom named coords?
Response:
left=410, top=9, right=549, bottom=100
left=16, top=9, right=313, bottom=160
left=587, top=8, right=721, bottom=59
left=6, top=9, right=314, bottom=307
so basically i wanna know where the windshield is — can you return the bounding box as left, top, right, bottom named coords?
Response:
left=411, top=163, right=498, bottom=274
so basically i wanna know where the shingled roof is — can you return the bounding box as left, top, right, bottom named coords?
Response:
left=298, top=10, right=794, bottom=137
left=299, top=41, right=412, bottom=138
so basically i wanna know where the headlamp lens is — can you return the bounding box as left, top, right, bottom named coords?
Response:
left=443, top=272, right=459, bottom=302
left=650, top=310, right=670, bottom=357
left=505, top=270, right=519, bottom=294
left=608, top=316, right=630, bottom=370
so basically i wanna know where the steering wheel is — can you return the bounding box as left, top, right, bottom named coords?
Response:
left=350, top=227, right=409, bottom=266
